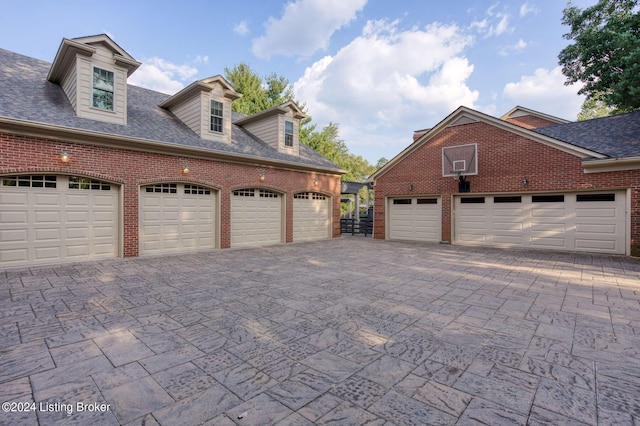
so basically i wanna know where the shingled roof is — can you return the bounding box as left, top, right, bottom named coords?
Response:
left=0, top=48, right=344, bottom=173
left=532, top=110, right=640, bottom=158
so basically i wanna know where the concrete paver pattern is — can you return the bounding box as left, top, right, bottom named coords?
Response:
left=1, top=237, right=639, bottom=425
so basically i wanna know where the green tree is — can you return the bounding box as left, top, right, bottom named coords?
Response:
left=224, top=63, right=376, bottom=182
left=375, top=157, right=389, bottom=169
left=224, top=63, right=294, bottom=114
left=558, top=0, right=640, bottom=112
left=304, top=122, right=374, bottom=182
left=577, top=92, right=617, bottom=120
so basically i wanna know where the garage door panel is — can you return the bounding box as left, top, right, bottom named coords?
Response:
left=93, top=214, right=116, bottom=225
left=163, top=198, right=180, bottom=208
left=35, top=228, right=60, bottom=241
left=531, top=223, right=565, bottom=233
left=1, top=229, right=27, bottom=241
left=34, top=193, right=61, bottom=206
left=576, top=224, right=617, bottom=234
left=459, top=233, right=487, bottom=243
left=494, top=235, right=524, bottom=244
left=575, top=239, right=617, bottom=251
left=34, top=246, right=62, bottom=260
left=493, top=220, right=524, bottom=230
left=93, top=226, right=115, bottom=238
left=455, top=191, right=626, bottom=254
left=66, top=245, right=89, bottom=257
left=576, top=208, right=616, bottom=218
left=459, top=219, right=485, bottom=230
left=0, top=211, right=28, bottom=224
left=531, top=208, right=564, bottom=218
left=143, top=197, right=161, bottom=207
left=1, top=249, right=27, bottom=262
left=140, top=184, right=216, bottom=255
left=531, top=237, right=565, bottom=247
left=67, top=194, right=90, bottom=205
left=0, top=192, right=28, bottom=204
left=35, top=211, right=61, bottom=223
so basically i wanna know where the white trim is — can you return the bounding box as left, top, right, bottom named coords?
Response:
left=583, top=156, right=640, bottom=173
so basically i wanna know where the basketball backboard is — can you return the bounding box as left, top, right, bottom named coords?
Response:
left=442, top=143, right=477, bottom=177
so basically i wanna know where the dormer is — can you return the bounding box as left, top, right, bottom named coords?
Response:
left=47, top=34, right=141, bottom=126
left=159, top=76, right=242, bottom=144
left=234, top=101, right=306, bottom=155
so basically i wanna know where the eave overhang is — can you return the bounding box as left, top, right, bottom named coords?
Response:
left=582, top=156, right=640, bottom=173
left=234, top=101, right=307, bottom=126
left=159, top=77, right=242, bottom=110
left=0, top=116, right=346, bottom=176
left=47, top=36, right=141, bottom=83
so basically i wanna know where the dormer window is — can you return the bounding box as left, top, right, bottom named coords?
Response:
left=210, top=100, right=223, bottom=133
left=92, top=67, right=114, bottom=111
left=284, top=121, right=294, bottom=147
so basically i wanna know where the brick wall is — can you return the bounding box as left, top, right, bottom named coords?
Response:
left=0, top=133, right=343, bottom=257
left=374, top=121, right=640, bottom=255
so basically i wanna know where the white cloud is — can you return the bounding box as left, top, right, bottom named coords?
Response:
left=471, top=4, right=514, bottom=37
left=234, top=21, right=249, bottom=36
left=502, top=66, right=585, bottom=119
left=519, top=2, right=538, bottom=17
left=252, top=0, right=367, bottom=59
left=193, top=55, right=209, bottom=64
left=128, top=57, right=199, bottom=95
left=498, top=38, right=528, bottom=56
left=293, top=19, right=478, bottom=156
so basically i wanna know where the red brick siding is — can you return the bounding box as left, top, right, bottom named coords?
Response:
left=374, top=121, right=640, bottom=254
left=0, top=133, right=342, bottom=257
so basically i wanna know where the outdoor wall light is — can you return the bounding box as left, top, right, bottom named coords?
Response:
left=313, top=178, right=318, bottom=185
left=408, top=183, right=414, bottom=190
left=182, top=162, right=190, bottom=174
left=259, top=172, right=266, bottom=182
left=522, top=177, right=529, bottom=186
left=60, top=149, right=70, bottom=163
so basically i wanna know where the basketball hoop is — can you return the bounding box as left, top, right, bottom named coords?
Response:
left=453, top=170, right=466, bottom=182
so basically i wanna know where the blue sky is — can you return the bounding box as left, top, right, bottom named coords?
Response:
left=1, top=0, right=597, bottom=164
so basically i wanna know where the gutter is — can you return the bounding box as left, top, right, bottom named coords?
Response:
left=582, top=156, right=640, bottom=173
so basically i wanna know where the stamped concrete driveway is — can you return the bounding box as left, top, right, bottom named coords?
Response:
left=1, top=237, right=640, bottom=425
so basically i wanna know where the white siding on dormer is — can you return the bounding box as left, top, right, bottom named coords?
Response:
left=75, top=45, right=128, bottom=125
left=243, top=115, right=279, bottom=150
left=61, top=62, right=78, bottom=111
left=171, top=95, right=202, bottom=135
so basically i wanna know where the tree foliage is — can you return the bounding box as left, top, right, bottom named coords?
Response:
left=577, top=92, right=617, bottom=120
left=224, top=63, right=294, bottom=115
left=558, top=0, right=640, bottom=112
left=224, top=63, right=375, bottom=182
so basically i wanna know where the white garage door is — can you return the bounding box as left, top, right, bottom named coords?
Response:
left=0, top=175, right=119, bottom=268
left=293, top=192, right=331, bottom=242
left=389, top=197, right=441, bottom=242
left=454, top=191, right=627, bottom=254
left=140, top=183, right=216, bottom=255
left=231, top=188, right=282, bottom=247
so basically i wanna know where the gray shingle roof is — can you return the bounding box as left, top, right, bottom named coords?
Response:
left=0, top=48, right=343, bottom=172
left=532, top=110, right=640, bottom=158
